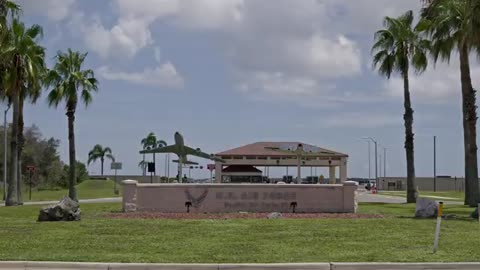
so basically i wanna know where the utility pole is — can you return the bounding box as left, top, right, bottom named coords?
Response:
left=367, top=140, right=371, bottom=180
left=379, top=153, right=382, bottom=181
left=384, top=147, right=387, bottom=180
left=434, top=136, right=437, bottom=192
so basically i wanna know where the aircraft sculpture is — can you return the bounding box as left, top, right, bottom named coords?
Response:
left=140, top=132, right=224, bottom=183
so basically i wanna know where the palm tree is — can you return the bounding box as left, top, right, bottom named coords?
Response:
left=372, top=10, right=429, bottom=203
left=420, top=0, right=480, bottom=206
left=0, top=0, right=19, bottom=37
left=45, top=49, right=98, bottom=201
left=141, top=132, right=167, bottom=176
left=140, top=134, right=154, bottom=176
left=87, top=144, right=114, bottom=176
left=16, top=64, right=44, bottom=204
left=0, top=20, right=45, bottom=206
left=138, top=160, right=147, bottom=175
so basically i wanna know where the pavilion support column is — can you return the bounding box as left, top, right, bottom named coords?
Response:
left=215, top=162, right=222, bottom=183
left=296, top=158, right=301, bottom=184
left=340, top=157, right=348, bottom=183
left=329, top=166, right=336, bottom=184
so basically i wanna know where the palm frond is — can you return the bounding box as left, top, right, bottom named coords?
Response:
left=106, top=154, right=115, bottom=162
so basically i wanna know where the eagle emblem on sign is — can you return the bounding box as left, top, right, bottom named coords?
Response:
left=184, top=189, right=209, bottom=208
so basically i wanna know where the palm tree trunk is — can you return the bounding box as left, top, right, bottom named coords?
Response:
left=403, top=67, right=416, bottom=203
left=459, top=45, right=479, bottom=207
left=101, top=157, right=104, bottom=176
left=16, top=96, right=24, bottom=204
left=142, top=153, right=145, bottom=176
left=66, top=109, right=77, bottom=201
left=164, top=154, right=167, bottom=179
left=5, top=93, right=18, bottom=206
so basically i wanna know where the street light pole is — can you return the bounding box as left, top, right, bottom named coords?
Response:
left=434, top=135, right=437, bottom=192
left=3, top=104, right=10, bottom=202
left=364, top=137, right=378, bottom=187
left=367, top=140, right=371, bottom=180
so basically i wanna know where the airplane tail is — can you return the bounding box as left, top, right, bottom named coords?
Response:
left=172, top=160, right=199, bottom=165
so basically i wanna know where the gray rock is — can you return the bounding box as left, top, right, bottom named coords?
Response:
left=414, top=198, right=438, bottom=218
left=472, top=207, right=479, bottom=219
left=267, top=212, right=282, bottom=219
left=38, top=196, right=81, bottom=222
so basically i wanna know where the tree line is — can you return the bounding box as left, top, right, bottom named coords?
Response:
left=0, top=124, right=88, bottom=193
left=372, top=0, right=480, bottom=206
left=0, top=1, right=98, bottom=205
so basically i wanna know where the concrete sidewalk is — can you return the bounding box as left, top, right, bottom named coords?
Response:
left=1, top=261, right=480, bottom=270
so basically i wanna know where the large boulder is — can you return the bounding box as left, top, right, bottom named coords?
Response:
left=414, top=198, right=438, bottom=218
left=472, top=207, right=479, bottom=219
left=38, top=196, right=81, bottom=222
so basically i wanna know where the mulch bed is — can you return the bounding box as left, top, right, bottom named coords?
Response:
left=107, top=212, right=384, bottom=220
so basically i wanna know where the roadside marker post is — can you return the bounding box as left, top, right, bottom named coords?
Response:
left=433, top=201, right=444, bottom=254
left=111, top=162, right=122, bottom=195
left=26, top=165, right=36, bottom=201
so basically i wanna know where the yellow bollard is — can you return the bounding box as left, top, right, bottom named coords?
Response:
left=433, top=202, right=444, bottom=254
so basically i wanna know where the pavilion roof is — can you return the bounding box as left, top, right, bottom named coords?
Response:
left=216, top=142, right=348, bottom=158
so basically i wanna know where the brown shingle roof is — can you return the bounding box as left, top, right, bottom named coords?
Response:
left=216, top=142, right=348, bottom=157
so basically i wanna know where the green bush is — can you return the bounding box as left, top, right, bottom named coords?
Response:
left=58, top=161, right=89, bottom=188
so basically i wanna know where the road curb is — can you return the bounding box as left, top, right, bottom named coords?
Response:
left=1, top=262, right=479, bottom=270
left=331, top=263, right=480, bottom=270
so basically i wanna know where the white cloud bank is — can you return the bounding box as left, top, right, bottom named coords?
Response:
left=98, top=62, right=184, bottom=89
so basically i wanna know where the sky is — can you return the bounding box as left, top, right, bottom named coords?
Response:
left=11, top=0, right=480, bottom=179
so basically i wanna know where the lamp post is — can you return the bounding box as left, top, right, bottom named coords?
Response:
left=433, top=136, right=436, bottom=192
left=363, top=137, right=378, bottom=187
left=365, top=140, right=371, bottom=180
left=3, top=104, right=10, bottom=202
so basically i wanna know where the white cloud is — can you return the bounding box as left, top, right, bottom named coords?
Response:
left=238, top=72, right=322, bottom=97
left=98, top=62, right=184, bottom=88
left=76, top=16, right=154, bottom=59
left=114, top=0, right=244, bottom=31
left=65, top=0, right=478, bottom=106
left=16, top=0, right=75, bottom=21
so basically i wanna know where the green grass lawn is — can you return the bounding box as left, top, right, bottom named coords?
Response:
left=0, top=179, right=120, bottom=202
left=0, top=202, right=478, bottom=263
left=380, top=191, right=464, bottom=201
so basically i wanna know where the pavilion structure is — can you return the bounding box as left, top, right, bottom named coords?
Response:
left=214, top=142, right=348, bottom=184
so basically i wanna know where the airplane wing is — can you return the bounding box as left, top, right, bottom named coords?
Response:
left=139, top=145, right=178, bottom=154
left=184, top=146, right=224, bottom=162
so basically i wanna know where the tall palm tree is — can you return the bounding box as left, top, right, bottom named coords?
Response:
left=45, top=49, right=98, bottom=201
left=420, top=0, right=480, bottom=206
left=16, top=66, right=43, bottom=204
left=0, top=0, right=19, bottom=204
left=87, top=144, right=114, bottom=176
left=0, top=20, right=45, bottom=206
left=372, top=10, right=429, bottom=203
